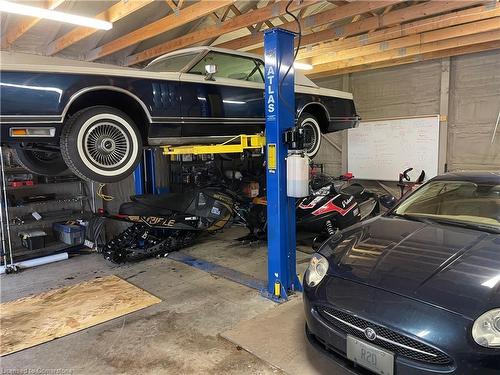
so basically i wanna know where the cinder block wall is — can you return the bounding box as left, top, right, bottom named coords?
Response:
left=313, top=50, right=500, bottom=178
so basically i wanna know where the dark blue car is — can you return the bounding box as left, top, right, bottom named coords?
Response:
left=0, top=47, right=358, bottom=183
left=304, top=172, right=500, bottom=375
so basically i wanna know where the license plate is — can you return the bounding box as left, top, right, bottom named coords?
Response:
left=346, top=335, right=394, bottom=375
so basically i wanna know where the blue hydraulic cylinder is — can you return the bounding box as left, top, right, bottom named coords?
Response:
left=133, top=155, right=145, bottom=195
left=145, top=149, right=157, bottom=195
left=264, top=28, right=302, bottom=301
left=134, top=149, right=159, bottom=195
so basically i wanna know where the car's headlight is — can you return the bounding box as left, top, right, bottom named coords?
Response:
left=305, top=253, right=329, bottom=287
left=472, top=308, right=500, bottom=348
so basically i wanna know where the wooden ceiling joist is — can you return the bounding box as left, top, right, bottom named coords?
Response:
left=217, top=0, right=401, bottom=51
left=299, top=4, right=500, bottom=64
left=1, top=0, right=65, bottom=49
left=308, top=40, right=500, bottom=78
left=309, top=28, right=500, bottom=76
left=250, top=0, right=489, bottom=57
left=309, top=17, right=500, bottom=65
left=123, top=0, right=315, bottom=66
left=46, top=0, right=155, bottom=56
left=86, top=0, right=234, bottom=61
left=165, top=0, right=185, bottom=14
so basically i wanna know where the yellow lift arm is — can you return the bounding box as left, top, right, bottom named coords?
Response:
left=162, top=134, right=266, bottom=156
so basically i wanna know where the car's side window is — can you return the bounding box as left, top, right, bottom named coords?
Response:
left=189, top=52, right=264, bottom=83
left=145, top=52, right=198, bottom=72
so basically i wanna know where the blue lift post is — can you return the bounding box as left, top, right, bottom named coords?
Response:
left=264, top=28, right=302, bottom=301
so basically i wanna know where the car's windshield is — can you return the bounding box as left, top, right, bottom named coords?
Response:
left=394, top=180, right=500, bottom=229
left=144, top=52, right=199, bottom=72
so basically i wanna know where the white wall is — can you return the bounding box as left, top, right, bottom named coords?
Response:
left=314, top=50, right=500, bottom=177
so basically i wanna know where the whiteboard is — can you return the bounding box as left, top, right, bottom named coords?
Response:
left=347, top=116, right=440, bottom=181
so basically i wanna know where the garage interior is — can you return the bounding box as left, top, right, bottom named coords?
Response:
left=1, top=1, right=499, bottom=375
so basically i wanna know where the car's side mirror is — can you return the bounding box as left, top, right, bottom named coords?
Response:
left=379, top=194, right=398, bottom=209
left=204, top=64, right=217, bottom=81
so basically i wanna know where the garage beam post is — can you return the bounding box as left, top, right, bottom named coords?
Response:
left=263, top=28, right=302, bottom=302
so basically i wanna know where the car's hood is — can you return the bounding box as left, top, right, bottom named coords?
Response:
left=325, top=216, right=500, bottom=319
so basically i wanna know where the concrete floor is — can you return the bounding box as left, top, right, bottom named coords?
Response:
left=0, top=227, right=315, bottom=375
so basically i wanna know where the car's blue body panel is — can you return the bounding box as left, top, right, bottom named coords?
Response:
left=325, top=216, right=499, bottom=319
left=304, top=172, right=500, bottom=374
left=0, top=70, right=358, bottom=143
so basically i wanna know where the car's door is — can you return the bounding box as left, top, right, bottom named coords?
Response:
left=179, top=51, right=265, bottom=138
left=142, top=52, right=195, bottom=141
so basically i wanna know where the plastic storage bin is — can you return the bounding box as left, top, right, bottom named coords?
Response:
left=18, top=230, right=47, bottom=250
left=53, top=222, right=85, bottom=245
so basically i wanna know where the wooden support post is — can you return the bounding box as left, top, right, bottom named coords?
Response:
left=438, top=57, right=451, bottom=173
left=342, top=74, right=351, bottom=173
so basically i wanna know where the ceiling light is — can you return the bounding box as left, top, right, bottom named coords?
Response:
left=294, top=62, right=313, bottom=71
left=0, top=0, right=112, bottom=30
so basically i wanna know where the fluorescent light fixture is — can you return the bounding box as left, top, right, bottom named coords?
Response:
left=294, top=62, right=313, bottom=71
left=0, top=0, right=112, bottom=30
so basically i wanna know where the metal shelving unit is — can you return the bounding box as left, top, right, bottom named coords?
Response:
left=0, top=147, right=88, bottom=268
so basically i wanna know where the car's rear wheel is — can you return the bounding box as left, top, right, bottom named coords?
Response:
left=298, top=113, right=322, bottom=159
left=60, top=106, right=142, bottom=183
left=11, top=146, right=68, bottom=176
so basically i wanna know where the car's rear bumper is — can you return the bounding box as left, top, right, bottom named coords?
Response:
left=303, top=276, right=500, bottom=375
left=327, top=116, right=360, bottom=133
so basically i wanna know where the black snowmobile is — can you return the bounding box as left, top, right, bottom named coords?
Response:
left=240, top=173, right=379, bottom=245
left=297, top=173, right=379, bottom=245
left=103, top=187, right=238, bottom=263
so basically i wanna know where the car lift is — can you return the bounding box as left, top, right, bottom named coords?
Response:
left=133, top=28, right=302, bottom=302
left=162, top=134, right=266, bottom=156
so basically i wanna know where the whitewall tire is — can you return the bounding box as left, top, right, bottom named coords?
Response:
left=60, top=106, right=142, bottom=183
left=298, top=113, right=322, bottom=159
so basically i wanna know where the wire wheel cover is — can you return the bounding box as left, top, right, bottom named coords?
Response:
left=84, top=121, right=130, bottom=169
left=302, top=121, right=318, bottom=153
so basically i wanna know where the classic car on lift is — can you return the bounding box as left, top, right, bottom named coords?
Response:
left=304, top=172, right=500, bottom=375
left=0, top=46, right=359, bottom=183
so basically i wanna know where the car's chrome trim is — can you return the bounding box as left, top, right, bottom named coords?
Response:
left=150, top=117, right=264, bottom=124
left=0, top=115, right=62, bottom=124
left=1, top=114, right=264, bottom=125
left=179, top=72, right=264, bottom=90
left=322, top=310, right=438, bottom=358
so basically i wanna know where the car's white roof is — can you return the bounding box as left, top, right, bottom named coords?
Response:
left=0, top=48, right=353, bottom=99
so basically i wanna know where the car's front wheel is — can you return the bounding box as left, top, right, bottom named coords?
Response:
left=298, top=113, right=322, bottom=159
left=60, top=106, right=142, bottom=183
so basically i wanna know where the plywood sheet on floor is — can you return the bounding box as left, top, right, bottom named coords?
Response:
left=221, top=297, right=354, bottom=375
left=0, top=275, right=161, bottom=356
